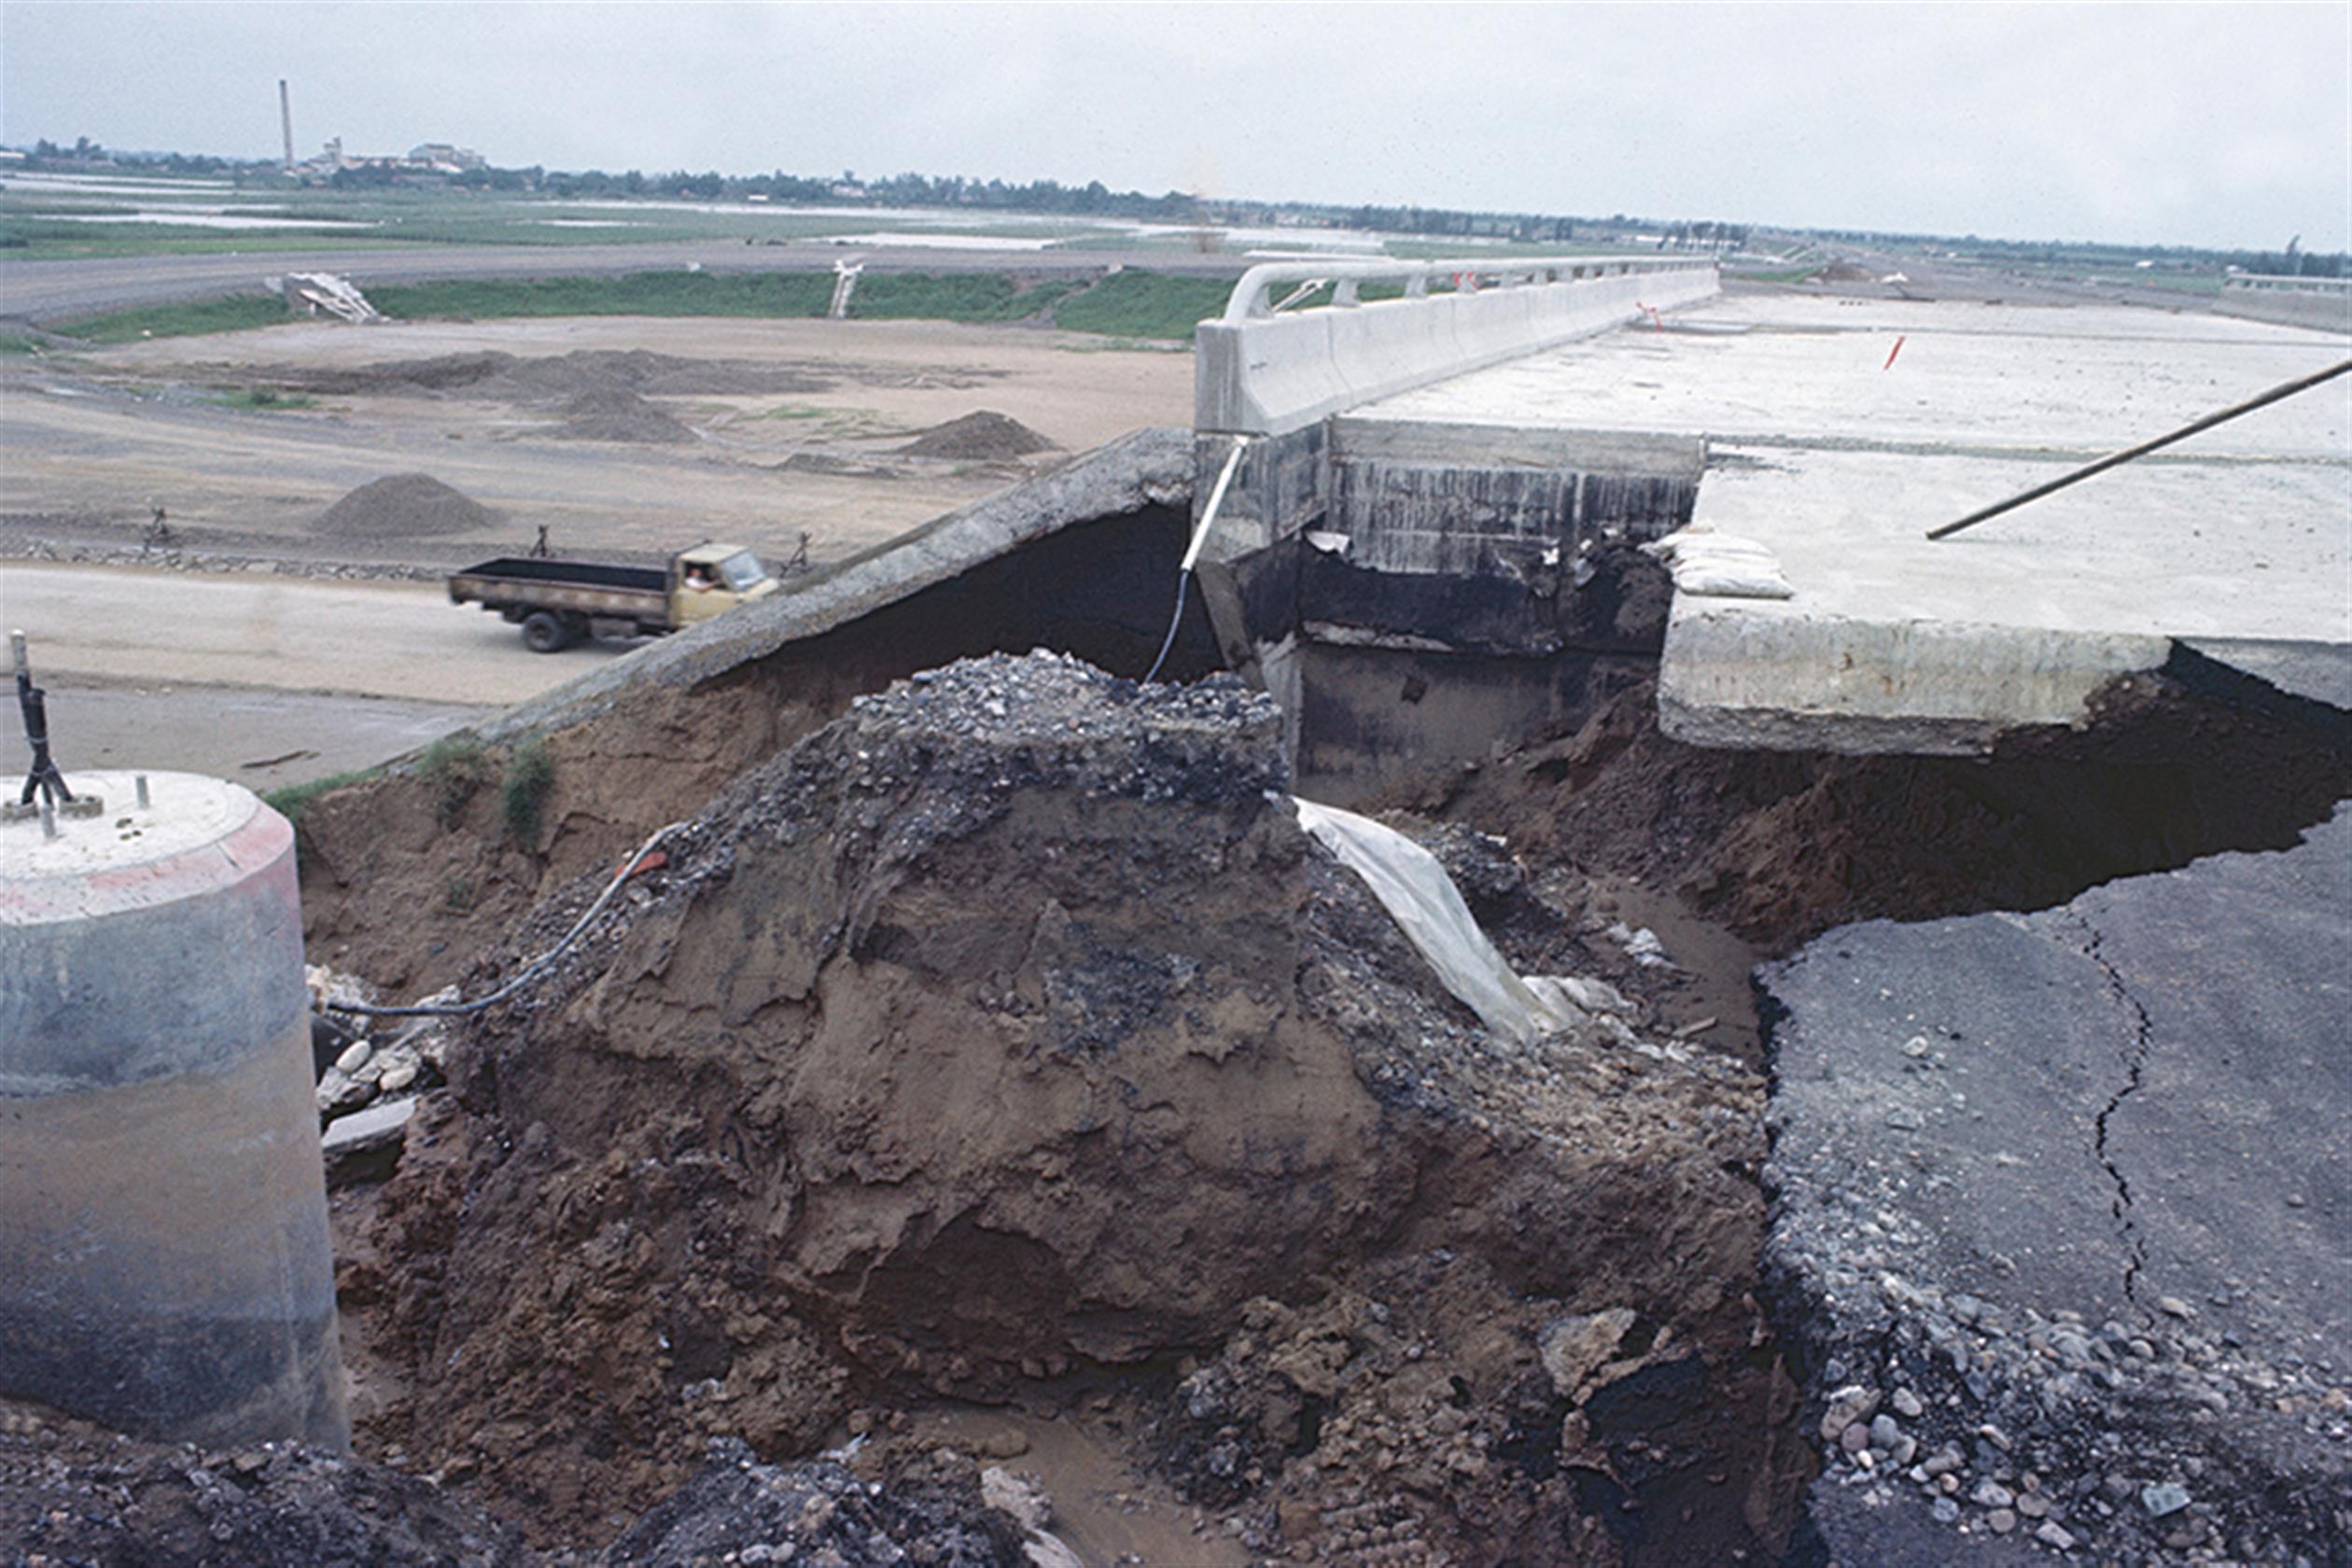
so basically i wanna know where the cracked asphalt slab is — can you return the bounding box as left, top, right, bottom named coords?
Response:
left=1761, top=808, right=2351, bottom=1562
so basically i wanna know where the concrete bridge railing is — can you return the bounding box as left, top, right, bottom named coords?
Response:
left=1196, top=255, right=1720, bottom=437
left=2214, top=273, right=2352, bottom=335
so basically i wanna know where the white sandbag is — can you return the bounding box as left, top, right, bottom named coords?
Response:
left=1642, top=530, right=1797, bottom=600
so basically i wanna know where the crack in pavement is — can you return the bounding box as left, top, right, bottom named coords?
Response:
left=2069, top=909, right=2154, bottom=1316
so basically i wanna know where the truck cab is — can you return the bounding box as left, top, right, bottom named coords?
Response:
left=670, top=543, right=777, bottom=624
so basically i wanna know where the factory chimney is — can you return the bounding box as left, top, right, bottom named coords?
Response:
left=278, top=78, right=295, bottom=171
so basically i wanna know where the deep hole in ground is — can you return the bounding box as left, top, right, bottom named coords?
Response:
left=100, top=522, right=2350, bottom=1566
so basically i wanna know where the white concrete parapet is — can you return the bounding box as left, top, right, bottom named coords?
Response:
left=1196, top=256, right=1719, bottom=437
left=2215, top=273, right=2351, bottom=336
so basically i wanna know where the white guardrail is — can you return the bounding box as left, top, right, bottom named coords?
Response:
left=1196, top=254, right=1720, bottom=436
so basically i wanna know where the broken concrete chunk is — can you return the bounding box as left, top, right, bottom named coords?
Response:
left=321, top=1095, right=415, bottom=1187
left=1539, top=1308, right=1637, bottom=1400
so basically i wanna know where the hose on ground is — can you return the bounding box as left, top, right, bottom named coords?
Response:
left=323, top=820, right=687, bottom=1019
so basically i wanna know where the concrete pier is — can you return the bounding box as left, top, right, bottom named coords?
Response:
left=0, top=771, right=347, bottom=1449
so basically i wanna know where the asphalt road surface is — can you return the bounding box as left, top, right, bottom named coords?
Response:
left=4, top=560, right=621, bottom=705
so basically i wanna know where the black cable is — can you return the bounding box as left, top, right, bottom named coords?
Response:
left=1142, top=569, right=1191, bottom=685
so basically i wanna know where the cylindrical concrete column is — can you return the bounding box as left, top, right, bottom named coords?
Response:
left=0, top=770, right=347, bottom=1449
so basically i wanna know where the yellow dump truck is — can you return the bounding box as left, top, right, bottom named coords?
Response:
left=447, top=542, right=777, bottom=652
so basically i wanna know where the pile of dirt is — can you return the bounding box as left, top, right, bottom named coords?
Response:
left=895, top=411, right=1057, bottom=460
left=549, top=386, right=694, bottom=444
left=341, top=651, right=1791, bottom=1561
left=313, top=473, right=503, bottom=539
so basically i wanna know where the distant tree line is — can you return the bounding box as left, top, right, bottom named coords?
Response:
left=7, top=138, right=2335, bottom=274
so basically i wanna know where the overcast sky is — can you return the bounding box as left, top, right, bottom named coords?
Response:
left=4, top=3, right=2345, bottom=250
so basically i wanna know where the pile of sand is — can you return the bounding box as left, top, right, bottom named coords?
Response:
left=312, top=473, right=501, bottom=539
left=549, top=386, right=693, bottom=444
left=894, top=411, right=1056, bottom=460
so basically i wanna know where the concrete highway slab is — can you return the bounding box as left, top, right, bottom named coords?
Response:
left=1350, top=296, right=2352, bottom=752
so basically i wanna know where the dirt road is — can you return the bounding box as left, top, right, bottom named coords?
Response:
left=3, top=315, right=1191, bottom=570
left=5, top=560, right=616, bottom=705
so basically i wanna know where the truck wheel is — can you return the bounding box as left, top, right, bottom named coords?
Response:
left=521, top=611, right=573, bottom=653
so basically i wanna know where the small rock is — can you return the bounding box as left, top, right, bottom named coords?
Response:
left=1987, top=1508, right=2016, bottom=1533
left=2016, top=1492, right=2050, bottom=1519
left=335, top=1040, right=372, bottom=1075
left=2140, top=1480, right=2191, bottom=1518
left=1817, top=1384, right=1882, bottom=1443
left=1891, top=1388, right=1925, bottom=1420
left=1840, top=1422, right=1869, bottom=1455
left=1930, top=1497, right=1960, bottom=1525
left=1869, top=1414, right=1902, bottom=1449
left=2034, top=1520, right=2077, bottom=1550
left=1971, top=1479, right=2015, bottom=1509
left=379, top=1061, right=418, bottom=1093
left=2156, top=1295, right=2195, bottom=1319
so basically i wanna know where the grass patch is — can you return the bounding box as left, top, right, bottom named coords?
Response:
left=1048, top=271, right=1237, bottom=341
left=208, top=387, right=317, bottom=411
left=51, top=294, right=290, bottom=343
left=262, top=767, right=378, bottom=849
left=501, top=738, right=555, bottom=846
left=368, top=271, right=833, bottom=321
left=418, top=734, right=490, bottom=829
left=846, top=272, right=1077, bottom=322
left=43, top=266, right=1242, bottom=346
left=0, top=332, right=46, bottom=356
left=1729, top=266, right=1825, bottom=285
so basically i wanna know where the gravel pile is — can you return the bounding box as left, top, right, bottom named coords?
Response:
left=894, top=411, right=1057, bottom=460
left=314, top=474, right=502, bottom=539
left=548, top=387, right=693, bottom=444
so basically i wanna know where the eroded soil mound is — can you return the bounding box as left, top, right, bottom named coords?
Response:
left=314, top=473, right=502, bottom=540
left=344, top=652, right=1790, bottom=1561
left=896, top=412, right=1056, bottom=460
left=1423, top=669, right=2352, bottom=954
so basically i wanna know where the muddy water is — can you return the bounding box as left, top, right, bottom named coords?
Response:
left=914, top=1403, right=1249, bottom=1568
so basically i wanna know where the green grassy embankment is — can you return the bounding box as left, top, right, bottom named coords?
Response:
left=49, top=267, right=1243, bottom=343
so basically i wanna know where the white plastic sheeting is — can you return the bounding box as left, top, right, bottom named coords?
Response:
left=1294, top=798, right=1631, bottom=1046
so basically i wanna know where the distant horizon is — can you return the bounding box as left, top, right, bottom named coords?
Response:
left=5, top=138, right=2340, bottom=263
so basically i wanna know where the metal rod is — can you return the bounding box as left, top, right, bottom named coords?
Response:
left=1926, top=357, right=2352, bottom=541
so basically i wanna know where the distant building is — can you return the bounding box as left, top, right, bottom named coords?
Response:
left=407, top=142, right=486, bottom=173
